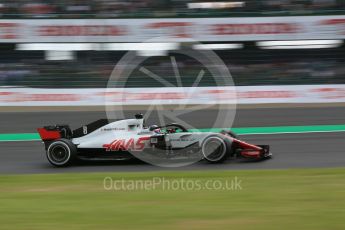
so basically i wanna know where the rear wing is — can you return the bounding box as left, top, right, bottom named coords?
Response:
left=37, top=119, right=115, bottom=142
left=37, top=125, right=72, bottom=141
left=37, top=118, right=123, bottom=141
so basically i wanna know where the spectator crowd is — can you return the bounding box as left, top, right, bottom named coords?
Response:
left=0, top=49, right=344, bottom=88
left=0, top=0, right=343, bottom=18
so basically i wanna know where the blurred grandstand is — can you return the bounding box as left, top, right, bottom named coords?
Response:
left=0, top=0, right=344, bottom=18
left=1, top=47, right=344, bottom=87
left=0, top=0, right=344, bottom=88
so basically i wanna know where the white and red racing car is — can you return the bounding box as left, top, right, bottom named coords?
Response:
left=37, top=114, right=272, bottom=167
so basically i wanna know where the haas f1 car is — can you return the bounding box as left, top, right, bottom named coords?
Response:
left=37, top=114, right=272, bottom=167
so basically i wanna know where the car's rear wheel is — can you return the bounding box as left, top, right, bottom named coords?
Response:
left=201, top=135, right=230, bottom=163
left=46, top=139, right=77, bottom=167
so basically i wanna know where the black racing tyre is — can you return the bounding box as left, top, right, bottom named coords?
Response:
left=220, top=130, right=238, bottom=138
left=46, top=139, right=77, bottom=167
left=201, top=135, right=231, bottom=163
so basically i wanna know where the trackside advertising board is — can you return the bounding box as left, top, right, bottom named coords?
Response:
left=0, top=85, right=345, bottom=106
left=0, top=16, right=345, bottom=42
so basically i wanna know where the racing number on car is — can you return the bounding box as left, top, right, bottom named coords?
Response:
left=103, top=137, right=150, bottom=151
left=83, top=126, right=88, bottom=135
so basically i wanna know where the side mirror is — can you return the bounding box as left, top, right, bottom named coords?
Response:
left=149, top=125, right=160, bottom=131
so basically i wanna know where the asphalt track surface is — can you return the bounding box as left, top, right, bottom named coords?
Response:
left=0, top=107, right=345, bottom=174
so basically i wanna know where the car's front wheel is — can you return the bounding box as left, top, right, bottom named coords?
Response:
left=201, top=135, right=231, bottom=163
left=46, top=139, right=77, bottom=167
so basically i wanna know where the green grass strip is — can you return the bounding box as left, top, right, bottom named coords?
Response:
left=0, top=168, right=345, bottom=230
left=1, top=124, right=345, bottom=141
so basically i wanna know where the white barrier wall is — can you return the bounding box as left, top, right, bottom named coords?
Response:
left=0, top=16, right=345, bottom=42
left=1, top=85, right=345, bottom=106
